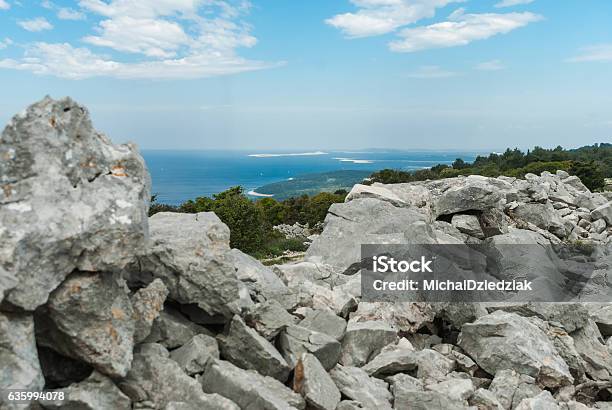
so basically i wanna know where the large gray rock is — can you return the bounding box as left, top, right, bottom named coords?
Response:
left=40, top=371, right=131, bottom=410
left=293, top=353, right=341, bottom=410
left=488, top=369, right=542, bottom=410
left=298, top=309, right=347, bottom=341
left=126, top=212, right=242, bottom=321
left=330, top=365, right=393, bottom=410
left=119, top=344, right=237, bottom=409
left=0, top=97, right=150, bottom=311
left=339, top=320, right=397, bottom=367
left=458, top=311, right=573, bottom=388
left=305, top=198, right=431, bottom=274
left=217, top=315, right=291, bottom=381
left=278, top=324, right=341, bottom=371
left=130, top=279, right=168, bottom=343
left=244, top=299, right=298, bottom=340
left=513, top=202, right=567, bottom=237
left=452, top=214, right=485, bottom=239
left=35, top=272, right=135, bottom=378
left=363, top=345, right=454, bottom=380
left=201, top=359, right=305, bottom=410
left=427, top=175, right=507, bottom=217
left=515, top=391, right=560, bottom=410
left=230, top=248, right=287, bottom=295
left=350, top=302, right=436, bottom=333
left=0, top=311, right=44, bottom=408
left=144, top=307, right=212, bottom=349
left=591, top=202, right=612, bottom=225
left=570, top=319, right=612, bottom=381
left=170, top=334, right=219, bottom=376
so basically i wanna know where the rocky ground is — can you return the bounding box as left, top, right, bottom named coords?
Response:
left=1, top=97, right=612, bottom=410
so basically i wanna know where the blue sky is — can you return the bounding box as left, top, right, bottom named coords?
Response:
left=0, top=0, right=611, bottom=151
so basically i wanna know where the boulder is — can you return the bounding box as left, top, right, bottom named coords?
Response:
left=169, top=334, right=219, bottom=376
left=39, top=371, right=131, bottom=410
left=339, top=320, right=397, bottom=367
left=0, top=97, right=150, bottom=311
left=362, top=345, right=454, bottom=380
left=513, top=202, right=567, bottom=237
left=144, top=307, right=212, bottom=349
left=119, top=344, right=236, bottom=409
left=298, top=309, right=347, bottom=341
left=330, top=365, right=393, bottom=410
left=427, top=175, right=507, bottom=217
left=515, top=391, right=560, bottom=410
left=591, top=202, right=612, bottom=225
left=35, top=272, right=135, bottom=378
left=0, top=311, right=44, bottom=408
left=217, top=315, right=291, bottom=381
left=293, top=353, right=341, bottom=410
left=201, top=359, right=305, bottom=410
left=126, top=212, right=242, bottom=321
left=230, top=248, right=288, bottom=297
left=130, top=279, right=168, bottom=343
left=458, top=311, right=573, bottom=388
left=278, top=324, right=342, bottom=371
left=469, top=388, right=504, bottom=410
left=451, top=214, right=485, bottom=239
left=570, top=319, right=612, bottom=381
left=350, top=302, right=435, bottom=334
left=346, top=183, right=433, bottom=212
left=244, top=299, right=298, bottom=340
left=488, top=369, right=542, bottom=410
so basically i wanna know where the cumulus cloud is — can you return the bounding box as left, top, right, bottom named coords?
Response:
left=567, top=44, right=612, bottom=63
left=58, top=8, right=86, bottom=20
left=1, top=0, right=278, bottom=79
left=389, top=9, right=542, bottom=52
left=0, top=38, right=12, bottom=49
left=325, top=0, right=464, bottom=38
left=475, top=59, right=504, bottom=70
left=406, top=65, right=457, bottom=78
left=495, top=0, right=534, bottom=8
left=18, top=17, right=54, bottom=32
left=0, top=0, right=9, bottom=10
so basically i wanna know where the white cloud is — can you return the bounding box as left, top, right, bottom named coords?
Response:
left=406, top=65, right=457, bottom=78
left=58, top=8, right=86, bottom=20
left=0, top=38, right=12, bottom=49
left=1, top=1, right=278, bottom=79
left=325, top=0, right=464, bottom=38
left=41, top=0, right=53, bottom=9
left=475, top=59, right=504, bottom=70
left=390, top=10, right=542, bottom=52
left=495, top=0, right=534, bottom=8
left=0, top=0, right=9, bottom=10
left=18, top=17, right=54, bottom=32
left=567, top=44, right=612, bottom=63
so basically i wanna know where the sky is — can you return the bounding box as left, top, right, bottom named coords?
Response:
left=0, top=0, right=611, bottom=151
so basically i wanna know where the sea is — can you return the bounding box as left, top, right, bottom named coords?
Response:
left=143, top=150, right=484, bottom=205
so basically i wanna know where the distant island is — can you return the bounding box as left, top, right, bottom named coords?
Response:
left=250, top=170, right=372, bottom=200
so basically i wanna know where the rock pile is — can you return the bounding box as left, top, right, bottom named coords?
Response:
left=1, top=98, right=612, bottom=409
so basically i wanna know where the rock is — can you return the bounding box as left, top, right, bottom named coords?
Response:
left=230, top=248, right=288, bottom=297
left=469, top=388, right=504, bottom=410
left=591, top=202, right=612, bottom=225
left=126, top=212, right=242, bottom=322
left=119, top=344, right=235, bottom=409
left=590, top=305, right=612, bottom=336
left=35, top=271, right=135, bottom=378
left=570, top=319, right=612, bottom=381
left=39, top=371, right=131, bottom=410
left=201, top=359, right=305, bottom=410
left=488, top=369, right=542, bottom=410
left=278, top=324, right=342, bottom=371
left=170, top=334, right=219, bottom=376
left=298, top=309, right=347, bottom=341
left=350, top=302, right=435, bottom=333
left=339, top=320, right=397, bottom=367
left=427, top=376, right=474, bottom=403
left=144, top=307, right=212, bottom=349
left=563, top=176, right=590, bottom=193
left=37, top=346, right=93, bottom=389
left=485, top=302, right=590, bottom=333
left=217, top=315, right=291, bottom=381
left=427, top=175, right=509, bottom=217
left=513, top=202, right=567, bottom=237
left=305, top=198, right=431, bottom=274
left=346, top=183, right=433, bottom=211
left=293, top=353, right=341, bottom=410
left=336, top=401, right=365, bottom=410
left=480, top=208, right=509, bottom=237
left=244, top=300, right=298, bottom=340
left=0, top=312, right=44, bottom=408
left=330, top=365, right=393, bottom=410
left=452, top=214, right=485, bottom=239
left=1, top=97, right=150, bottom=311
left=363, top=345, right=454, bottom=380
left=591, top=218, right=607, bottom=234
left=458, top=311, right=573, bottom=388
left=131, top=279, right=168, bottom=343
left=515, top=391, right=560, bottom=410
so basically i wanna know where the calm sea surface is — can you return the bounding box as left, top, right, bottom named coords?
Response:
left=143, top=150, right=483, bottom=205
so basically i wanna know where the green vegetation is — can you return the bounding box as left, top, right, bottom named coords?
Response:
left=254, top=170, right=371, bottom=200
left=368, top=143, right=612, bottom=192
left=150, top=187, right=347, bottom=259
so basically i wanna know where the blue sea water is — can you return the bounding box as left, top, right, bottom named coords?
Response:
left=143, top=150, right=483, bottom=205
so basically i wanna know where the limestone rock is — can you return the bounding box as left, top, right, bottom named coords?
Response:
left=570, top=319, right=612, bottom=381
left=339, top=320, right=397, bottom=367
left=217, top=315, right=291, bottom=381
left=131, top=279, right=168, bottom=343
left=350, top=302, right=435, bottom=334
left=363, top=344, right=454, bottom=380
left=244, top=299, right=298, bottom=340
left=515, top=391, right=560, bottom=410
left=40, top=371, right=131, bottom=410
left=591, top=202, right=612, bottom=225
left=201, top=359, right=305, bottom=410
left=278, top=324, right=341, bottom=371
left=293, top=353, right=341, bottom=410
left=0, top=97, right=150, bottom=311
left=469, top=388, right=504, bottom=410
left=36, top=272, right=135, bottom=378
left=170, top=334, right=219, bottom=376
left=126, top=212, right=242, bottom=321
left=144, top=307, right=212, bottom=349
left=458, top=311, right=573, bottom=388
left=298, top=309, right=347, bottom=341
left=330, top=365, right=392, bottom=410
left=452, top=214, right=485, bottom=239
left=427, top=175, right=507, bottom=217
